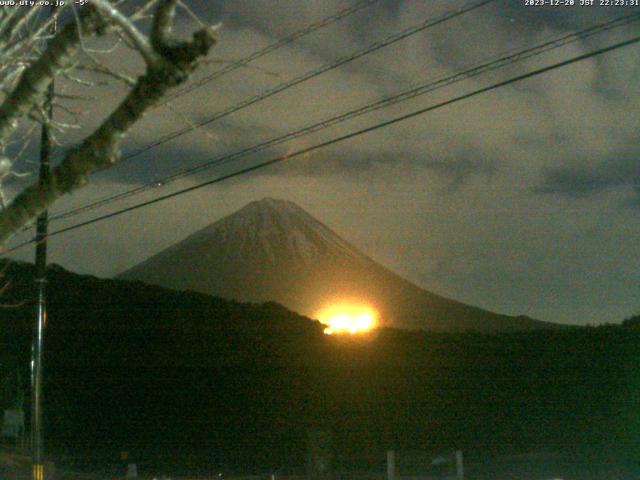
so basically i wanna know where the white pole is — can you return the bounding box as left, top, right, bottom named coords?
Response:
left=455, top=450, right=464, bottom=479
left=387, top=450, right=396, bottom=480
left=126, top=463, right=137, bottom=479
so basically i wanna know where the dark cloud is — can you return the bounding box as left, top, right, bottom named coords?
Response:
left=536, top=145, right=640, bottom=203
left=93, top=121, right=277, bottom=185
left=537, top=167, right=610, bottom=196
left=236, top=140, right=500, bottom=187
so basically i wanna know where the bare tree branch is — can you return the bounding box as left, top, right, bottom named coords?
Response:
left=151, top=0, right=179, bottom=49
left=0, top=1, right=217, bottom=244
left=130, top=0, right=162, bottom=21
left=0, top=8, right=32, bottom=45
left=0, top=7, right=110, bottom=153
left=91, top=0, right=159, bottom=65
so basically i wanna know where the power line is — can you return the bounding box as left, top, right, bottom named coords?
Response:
left=6, top=33, right=639, bottom=255
left=49, top=12, right=640, bottom=222
left=43, top=0, right=381, bottom=167
left=48, top=0, right=495, bottom=220
left=159, top=0, right=382, bottom=107
left=45, top=0, right=497, bottom=221
left=98, top=0, right=497, bottom=167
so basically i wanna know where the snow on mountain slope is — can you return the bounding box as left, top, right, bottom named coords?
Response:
left=182, top=197, right=365, bottom=265
left=120, top=198, right=557, bottom=332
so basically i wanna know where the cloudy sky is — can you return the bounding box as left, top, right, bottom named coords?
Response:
left=5, top=0, right=640, bottom=325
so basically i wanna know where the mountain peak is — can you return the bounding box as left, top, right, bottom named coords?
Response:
left=250, top=197, right=299, bottom=209
left=236, top=197, right=308, bottom=220
left=121, top=198, right=366, bottom=293
left=186, top=197, right=365, bottom=264
left=121, top=199, right=555, bottom=332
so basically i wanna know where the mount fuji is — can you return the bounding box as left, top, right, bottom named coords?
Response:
left=120, top=197, right=556, bottom=332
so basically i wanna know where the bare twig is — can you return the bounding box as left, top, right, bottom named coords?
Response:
left=52, top=101, right=85, bottom=119
left=177, top=0, right=209, bottom=30
left=7, top=124, right=38, bottom=168
left=91, top=0, right=159, bottom=64
left=163, top=100, right=218, bottom=144
left=0, top=0, right=217, bottom=243
left=0, top=6, right=110, bottom=152
left=76, top=56, right=136, bottom=87
left=51, top=92, right=98, bottom=101
left=81, top=35, right=122, bottom=54
left=0, top=8, right=28, bottom=45
left=61, top=70, right=102, bottom=88
left=131, top=0, right=162, bottom=21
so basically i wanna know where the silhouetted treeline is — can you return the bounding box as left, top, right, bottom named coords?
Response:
left=0, top=261, right=639, bottom=475
left=623, top=314, right=640, bottom=328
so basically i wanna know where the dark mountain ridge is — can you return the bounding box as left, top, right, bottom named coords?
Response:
left=121, top=198, right=557, bottom=333
left=0, top=261, right=638, bottom=478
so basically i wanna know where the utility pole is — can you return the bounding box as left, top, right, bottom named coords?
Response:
left=455, top=450, right=464, bottom=480
left=386, top=450, right=396, bottom=480
left=32, top=8, right=55, bottom=480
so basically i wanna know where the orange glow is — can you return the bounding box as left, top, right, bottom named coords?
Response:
left=316, top=303, right=377, bottom=335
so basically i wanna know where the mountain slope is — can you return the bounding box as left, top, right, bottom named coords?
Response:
left=120, top=198, right=556, bottom=332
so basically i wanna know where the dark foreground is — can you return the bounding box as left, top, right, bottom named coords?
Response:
left=1, top=262, right=639, bottom=477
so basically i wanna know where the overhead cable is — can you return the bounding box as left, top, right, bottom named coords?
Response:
left=5, top=32, right=638, bottom=254
left=49, top=12, right=640, bottom=222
